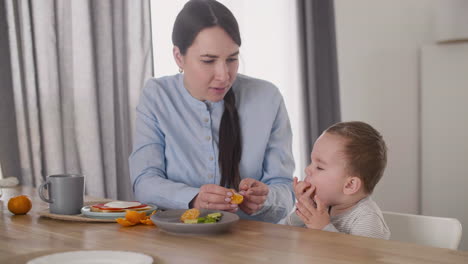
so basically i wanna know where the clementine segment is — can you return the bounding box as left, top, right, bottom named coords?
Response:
left=180, top=208, right=200, bottom=222
left=8, top=195, right=32, bottom=215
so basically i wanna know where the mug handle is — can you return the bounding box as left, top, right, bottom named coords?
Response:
left=38, top=181, right=53, bottom=203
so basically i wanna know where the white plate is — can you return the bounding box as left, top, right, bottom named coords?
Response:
left=151, top=209, right=239, bottom=235
left=27, top=250, right=153, bottom=264
left=81, top=205, right=157, bottom=220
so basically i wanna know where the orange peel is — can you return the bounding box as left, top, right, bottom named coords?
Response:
left=125, top=210, right=147, bottom=224
left=148, top=210, right=157, bottom=217
left=140, top=218, right=155, bottom=225
left=116, top=217, right=137, bottom=227
left=140, top=210, right=157, bottom=225
left=116, top=209, right=158, bottom=227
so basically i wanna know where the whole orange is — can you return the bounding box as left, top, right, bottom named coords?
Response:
left=8, top=195, right=32, bottom=215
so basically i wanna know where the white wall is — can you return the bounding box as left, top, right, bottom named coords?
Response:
left=335, top=0, right=437, bottom=214
left=421, top=43, right=468, bottom=251
left=335, top=0, right=468, bottom=250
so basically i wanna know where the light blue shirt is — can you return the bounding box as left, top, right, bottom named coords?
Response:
left=129, top=73, right=295, bottom=223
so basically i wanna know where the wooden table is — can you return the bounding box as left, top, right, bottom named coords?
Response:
left=1, top=186, right=468, bottom=264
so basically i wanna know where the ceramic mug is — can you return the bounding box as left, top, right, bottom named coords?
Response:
left=38, top=174, right=84, bottom=215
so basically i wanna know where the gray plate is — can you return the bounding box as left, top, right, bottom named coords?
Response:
left=151, top=209, right=239, bottom=235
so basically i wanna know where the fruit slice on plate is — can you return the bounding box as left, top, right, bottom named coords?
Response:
left=90, top=201, right=151, bottom=213
left=180, top=208, right=200, bottom=222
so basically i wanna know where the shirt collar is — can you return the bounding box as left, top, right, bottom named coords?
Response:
left=177, top=73, right=224, bottom=110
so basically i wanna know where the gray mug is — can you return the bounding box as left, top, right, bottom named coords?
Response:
left=38, top=174, right=84, bottom=215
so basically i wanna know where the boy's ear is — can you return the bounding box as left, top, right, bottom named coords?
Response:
left=343, top=176, right=362, bottom=195
left=173, top=46, right=185, bottom=69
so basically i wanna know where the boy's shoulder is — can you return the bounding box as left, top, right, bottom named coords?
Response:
left=354, top=196, right=383, bottom=214
left=332, top=196, right=384, bottom=224
left=332, top=196, right=390, bottom=239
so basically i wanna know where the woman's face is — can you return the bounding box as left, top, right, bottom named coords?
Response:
left=175, top=26, right=240, bottom=102
left=304, top=132, right=350, bottom=206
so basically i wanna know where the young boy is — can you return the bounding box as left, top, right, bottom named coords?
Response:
left=285, top=121, right=390, bottom=239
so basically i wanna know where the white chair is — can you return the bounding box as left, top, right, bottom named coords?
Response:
left=383, top=211, right=462, bottom=250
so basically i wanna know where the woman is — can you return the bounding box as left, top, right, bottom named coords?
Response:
left=129, top=0, right=294, bottom=223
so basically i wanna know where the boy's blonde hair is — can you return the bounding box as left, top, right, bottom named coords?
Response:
left=326, top=121, right=387, bottom=194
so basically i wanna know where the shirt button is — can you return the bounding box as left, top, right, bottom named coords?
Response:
left=209, top=156, right=214, bottom=161
left=206, top=136, right=211, bottom=141
left=204, top=118, right=209, bottom=123
left=208, top=174, right=214, bottom=179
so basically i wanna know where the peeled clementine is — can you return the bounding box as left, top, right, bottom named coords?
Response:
left=229, top=189, right=244, bottom=204
left=8, top=195, right=32, bottom=215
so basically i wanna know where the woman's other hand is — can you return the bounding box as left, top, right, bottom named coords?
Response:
left=192, top=184, right=238, bottom=212
left=238, top=178, right=269, bottom=215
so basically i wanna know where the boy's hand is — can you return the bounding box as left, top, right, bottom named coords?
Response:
left=295, top=186, right=330, bottom=229
left=293, top=177, right=312, bottom=201
left=238, top=178, right=269, bottom=215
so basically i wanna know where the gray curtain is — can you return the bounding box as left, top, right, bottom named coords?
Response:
left=4, top=0, right=153, bottom=200
left=0, top=0, right=21, bottom=181
left=298, top=0, right=341, bottom=161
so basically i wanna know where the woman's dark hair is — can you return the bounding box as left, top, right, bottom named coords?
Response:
left=172, top=0, right=242, bottom=189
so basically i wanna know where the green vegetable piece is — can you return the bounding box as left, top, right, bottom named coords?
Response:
left=197, top=217, right=206, bottom=223
left=207, top=212, right=222, bottom=219
left=204, top=218, right=217, bottom=223
left=183, top=219, right=198, bottom=224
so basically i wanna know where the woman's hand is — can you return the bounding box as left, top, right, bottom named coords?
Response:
left=238, top=178, right=269, bottom=215
left=295, top=185, right=330, bottom=229
left=192, top=184, right=238, bottom=212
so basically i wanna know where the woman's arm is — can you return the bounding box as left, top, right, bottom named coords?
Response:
left=129, top=84, right=199, bottom=210
left=239, top=96, right=295, bottom=223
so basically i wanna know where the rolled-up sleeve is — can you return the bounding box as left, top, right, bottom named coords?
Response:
left=242, top=96, right=295, bottom=223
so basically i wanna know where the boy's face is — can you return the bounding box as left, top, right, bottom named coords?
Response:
left=304, top=132, right=350, bottom=206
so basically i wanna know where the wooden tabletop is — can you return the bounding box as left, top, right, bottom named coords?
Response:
left=1, top=186, right=467, bottom=264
